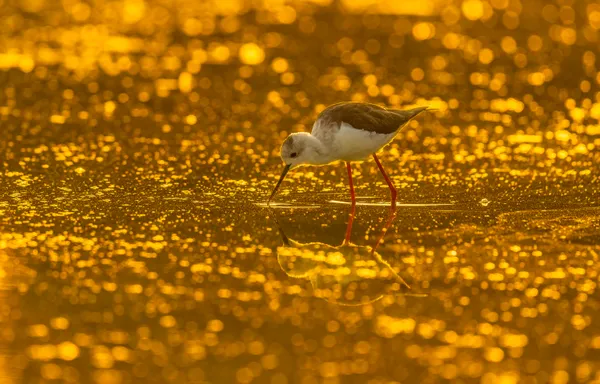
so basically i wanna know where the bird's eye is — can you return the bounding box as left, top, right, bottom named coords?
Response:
left=290, top=152, right=297, bottom=158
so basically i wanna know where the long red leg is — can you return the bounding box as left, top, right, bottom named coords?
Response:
left=373, top=154, right=397, bottom=208
left=344, top=162, right=356, bottom=244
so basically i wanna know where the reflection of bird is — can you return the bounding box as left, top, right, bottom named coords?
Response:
left=274, top=210, right=411, bottom=306
left=268, top=102, right=429, bottom=209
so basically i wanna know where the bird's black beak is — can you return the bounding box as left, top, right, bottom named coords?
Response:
left=268, top=164, right=291, bottom=205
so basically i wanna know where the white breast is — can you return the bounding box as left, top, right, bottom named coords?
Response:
left=332, top=122, right=397, bottom=161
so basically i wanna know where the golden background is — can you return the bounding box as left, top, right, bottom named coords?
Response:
left=1, top=0, right=600, bottom=383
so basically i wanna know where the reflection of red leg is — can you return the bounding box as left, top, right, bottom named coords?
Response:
left=344, top=162, right=356, bottom=244
left=373, top=154, right=397, bottom=208
left=371, top=208, right=396, bottom=254
left=370, top=208, right=409, bottom=289
left=344, top=209, right=355, bottom=245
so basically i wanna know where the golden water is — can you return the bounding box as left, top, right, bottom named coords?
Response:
left=1, top=0, right=600, bottom=382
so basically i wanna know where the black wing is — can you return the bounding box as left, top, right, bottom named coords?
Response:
left=317, top=102, right=427, bottom=134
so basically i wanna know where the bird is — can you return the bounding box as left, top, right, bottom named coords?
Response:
left=268, top=101, right=429, bottom=209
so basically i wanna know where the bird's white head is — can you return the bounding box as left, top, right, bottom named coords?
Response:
left=268, top=132, right=326, bottom=204
left=280, top=132, right=324, bottom=168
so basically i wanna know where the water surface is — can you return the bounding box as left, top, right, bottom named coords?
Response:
left=1, top=0, right=600, bottom=382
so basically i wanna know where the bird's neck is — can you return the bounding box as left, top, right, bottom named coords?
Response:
left=304, top=135, right=331, bottom=165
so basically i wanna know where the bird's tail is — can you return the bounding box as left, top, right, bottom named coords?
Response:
left=392, top=105, right=429, bottom=120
